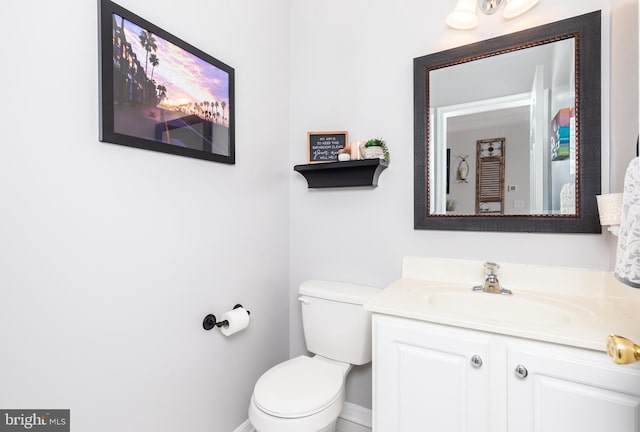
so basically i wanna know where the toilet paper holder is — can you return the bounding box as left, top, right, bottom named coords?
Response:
left=202, top=304, right=250, bottom=331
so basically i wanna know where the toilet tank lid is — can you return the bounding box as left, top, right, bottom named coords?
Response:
left=299, top=280, right=381, bottom=305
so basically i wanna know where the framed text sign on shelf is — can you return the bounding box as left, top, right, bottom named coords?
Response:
left=307, top=131, right=348, bottom=163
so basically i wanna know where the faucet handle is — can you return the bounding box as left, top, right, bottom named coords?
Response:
left=484, top=261, right=500, bottom=276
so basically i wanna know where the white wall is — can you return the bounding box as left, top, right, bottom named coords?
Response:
left=608, top=0, right=638, bottom=269
left=611, top=0, right=639, bottom=194
left=0, top=1, right=290, bottom=431
left=289, top=0, right=637, bottom=409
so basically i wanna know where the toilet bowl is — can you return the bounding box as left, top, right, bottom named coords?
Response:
left=248, top=280, right=381, bottom=432
left=248, top=356, right=351, bottom=432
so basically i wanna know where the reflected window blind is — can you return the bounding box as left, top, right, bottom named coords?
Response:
left=478, top=159, right=502, bottom=201
left=475, top=138, right=505, bottom=214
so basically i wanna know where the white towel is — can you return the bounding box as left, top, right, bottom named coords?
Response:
left=615, top=157, right=640, bottom=288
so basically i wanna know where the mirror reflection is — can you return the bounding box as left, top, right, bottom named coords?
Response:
left=414, top=11, right=601, bottom=233
left=430, top=37, right=576, bottom=216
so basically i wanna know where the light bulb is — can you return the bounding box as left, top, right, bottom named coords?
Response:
left=446, top=0, right=479, bottom=30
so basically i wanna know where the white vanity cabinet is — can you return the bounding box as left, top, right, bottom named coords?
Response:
left=372, top=314, right=640, bottom=432
left=508, top=342, right=640, bottom=432
left=373, top=314, right=491, bottom=432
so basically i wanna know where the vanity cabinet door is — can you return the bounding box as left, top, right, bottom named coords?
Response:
left=508, top=342, right=640, bottom=432
left=373, top=315, right=490, bottom=432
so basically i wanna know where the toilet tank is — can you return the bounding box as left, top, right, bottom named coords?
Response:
left=299, top=280, right=381, bottom=365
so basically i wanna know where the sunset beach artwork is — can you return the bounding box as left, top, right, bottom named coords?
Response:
left=99, top=0, right=235, bottom=164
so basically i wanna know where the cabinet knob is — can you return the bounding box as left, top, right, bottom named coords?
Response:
left=514, top=364, right=528, bottom=379
left=470, top=355, right=483, bottom=368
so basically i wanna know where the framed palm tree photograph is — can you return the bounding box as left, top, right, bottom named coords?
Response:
left=99, top=0, right=235, bottom=164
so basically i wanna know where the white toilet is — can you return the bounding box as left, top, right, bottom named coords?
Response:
left=248, top=280, right=381, bottom=432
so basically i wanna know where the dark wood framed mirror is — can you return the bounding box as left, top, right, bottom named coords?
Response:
left=414, top=11, right=601, bottom=233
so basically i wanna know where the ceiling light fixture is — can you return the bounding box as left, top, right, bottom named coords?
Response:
left=446, top=0, right=540, bottom=30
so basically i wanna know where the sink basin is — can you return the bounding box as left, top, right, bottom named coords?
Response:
left=426, top=291, right=579, bottom=327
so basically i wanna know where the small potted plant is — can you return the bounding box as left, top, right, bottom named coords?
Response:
left=361, top=138, right=390, bottom=163
left=446, top=199, right=457, bottom=212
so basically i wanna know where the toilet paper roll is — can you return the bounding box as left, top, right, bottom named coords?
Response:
left=219, top=307, right=250, bottom=336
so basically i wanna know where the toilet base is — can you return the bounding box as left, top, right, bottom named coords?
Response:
left=316, top=419, right=338, bottom=432
left=248, top=392, right=344, bottom=432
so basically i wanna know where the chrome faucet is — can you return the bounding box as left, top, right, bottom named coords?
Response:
left=473, top=262, right=512, bottom=295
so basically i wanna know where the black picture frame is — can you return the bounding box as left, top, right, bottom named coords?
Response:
left=99, top=0, right=235, bottom=164
left=446, top=148, right=450, bottom=195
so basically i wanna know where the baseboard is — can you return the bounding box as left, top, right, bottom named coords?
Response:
left=338, top=402, right=372, bottom=430
left=232, top=419, right=255, bottom=432
left=336, top=418, right=371, bottom=432
left=338, top=402, right=372, bottom=428
left=233, top=402, right=372, bottom=432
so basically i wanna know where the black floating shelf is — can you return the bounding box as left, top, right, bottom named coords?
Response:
left=294, top=159, right=388, bottom=188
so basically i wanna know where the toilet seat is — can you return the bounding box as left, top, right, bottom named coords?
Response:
left=253, top=356, right=348, bottom=418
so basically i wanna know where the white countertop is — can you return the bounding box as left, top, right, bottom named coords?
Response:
left=364, top=257, right=640, bottom=352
